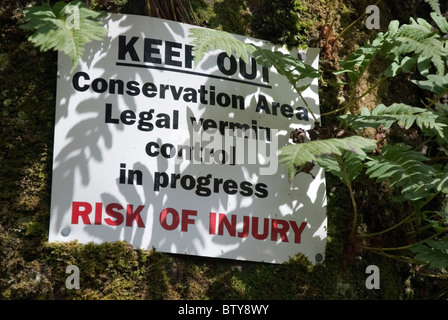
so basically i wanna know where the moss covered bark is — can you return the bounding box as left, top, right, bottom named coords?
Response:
left=1, top=0, right=446, bottom=300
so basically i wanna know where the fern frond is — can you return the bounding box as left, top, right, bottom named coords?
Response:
left=412, top=74, right=448, bottom=95
left=188, top=28, right=255, bottom=65
left=364, top=143, right=438, bottom=200
left=411, top=239, right=448, bottom=269
left=333, top=31, right=387, bottom=86
left=339, top=103, right=447, bottom=137
left=424, top=0, right=441, bottom=15
left=251, top=48, right=319, bottom=90
left=317, top=151, right=364, bottom=184
left=391, top=17, right=446, bottom=74
left=279, top=136, right=377, bottom=180
left=21, top=1, right=106, bottom=72
left=189, top=28, right=319, bottom=88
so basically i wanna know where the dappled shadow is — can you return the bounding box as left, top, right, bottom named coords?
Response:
left=49, top=13, right=326, bottom=265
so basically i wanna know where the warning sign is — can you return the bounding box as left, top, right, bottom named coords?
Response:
left=49, top=13, right=327, bottom=264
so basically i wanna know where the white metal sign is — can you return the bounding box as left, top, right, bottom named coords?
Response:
left=49, top=13, right=327, bottom=264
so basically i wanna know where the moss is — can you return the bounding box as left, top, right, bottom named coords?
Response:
left=1, top=0, right=447, bottom=300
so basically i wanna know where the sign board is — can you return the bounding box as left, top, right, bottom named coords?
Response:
left=49, top=13, right=327, bottom=264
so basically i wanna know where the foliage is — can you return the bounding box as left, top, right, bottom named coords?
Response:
left=189, top=27, right=320, bottom=96
left=339, top=103, right=446, bottom=137
left=20, top=1, right=106, bottom=72
left=411, top=239, right=448, bottom=269
left=9, top=0, right=448, bottom=299
left=189, top=4, right=448, bottom=272
left=280, top=136, right=376, bottom=181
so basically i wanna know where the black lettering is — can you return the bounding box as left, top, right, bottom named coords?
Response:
left=223, top=179, right=238, bottom=195
left=126, top=81, right=140, bottom=96
left=239, top=181, right=254, bottom=196
left=142, top=82, right=157, bottom=97
left=255, top=183, right=268, bottom=198
left=118, top=36, right=140, bottom=61
left=255, top=95, right=271, bottom=114
left=239, top=58, right=257, bottom=80
left=144, top=38, right=162, bottom=64
left=217, top=52, right=237, bottom=75
left=145, top=142, right=159, bottom=157
left=72, top=71, right=90, bottom=92
left=165, top=41, right=182, bottom=67
left=185, top=45, right=194, bottom=69
left=105, top=103, right=119, bottom=124
left=120, top=110, right=136, bottom=125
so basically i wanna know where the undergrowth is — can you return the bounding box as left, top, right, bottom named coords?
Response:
left=189, top=1, right=448, bottom=278
left=6, top=0, right=448, bottom=299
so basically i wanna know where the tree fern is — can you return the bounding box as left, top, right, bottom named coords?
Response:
left=279, top=136, right=377, bottom=181
left=412, top=74, right=448, bottom=96
left=424, top=0, right=441, bottom=15
left=411, top=239, right=448, bottom=268
left=390, top=17, right=447, bottom=75
left=188, top=28, right=255, bottom=64
left=189, top=27, right=319, bottom=89
left=364, top=143, right=438, bottom=201
left=21, top=1, right=106, bottom=72
left=333, top=31, right=387, bottom=86
left=317, top=151, right=364, bottom=184
left=339, top=103, right=446, bottom=138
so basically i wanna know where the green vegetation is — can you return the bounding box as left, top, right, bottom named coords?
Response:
left=189, top=1, right=448, bottom=277
left=1, top=0, right=447, bottom=300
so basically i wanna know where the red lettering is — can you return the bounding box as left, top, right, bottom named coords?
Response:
left=71, top=201, right=92, bottom=224
left=251, top=217, right=269, bottom=240
left=290, top=221, right=307, bottom=243
left=209, top=212, right=216, bottom=234
left=271, top=219, right=289, bottom=242
left=181, top=209, right=197, bottom=232
left=218, top=213, right=236, bottom=237
left=237, top=216, right=250, bottom=238
left=105, top=203, right=124, bottom=226
left=159, top=207, right=179, bottom=230
left=94, top=202, right=102, bottom=225
left=126, top=205, right=145, bottom=228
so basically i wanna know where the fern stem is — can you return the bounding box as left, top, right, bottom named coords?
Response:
left=333, top=0, right=383, bottom=42
left=359, top=229, right=448, bottom=251
left=336, top=155, right=358, bottom=238
left=425, top=88, right=448, bottom=109
left=296, top=88, right=318, bottom=122
left=343, top=76, right=387, bottom=114
left=357, top=211, right=415, bottom=239
left=420, top=191, right=440, bottom=209
left=321, top=73, right=387, bottom=117
left=367, top=249, right=419, bottom=264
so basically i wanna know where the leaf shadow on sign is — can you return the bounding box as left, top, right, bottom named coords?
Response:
left=49, top=13, right=326, bottom=265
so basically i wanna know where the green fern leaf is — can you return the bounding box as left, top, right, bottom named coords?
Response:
left=333, top=31, right=387, bottom=86
left=364, top=143, right=438, bottom=200
left=424, top=0, right=441, bottom=15
left=251, top=48, right=319, bottom=89
left=339, top=103, right=446, bottom=137
left=412, top=74, right=448, bottom=95
left=279, top=136, right=377, bottom=180
left=411, top=239, right=448, bottom=269
left=21, top=1, right=106, bottom=72
left=189, top=28, right=319, bottom=89
left=391, top=17, right=446, bottom=74
left=431, top=12, right=448, bottom=33
left=189, top=28, right=255, bottom=65
left=317, top=151, right=364, bottom=184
